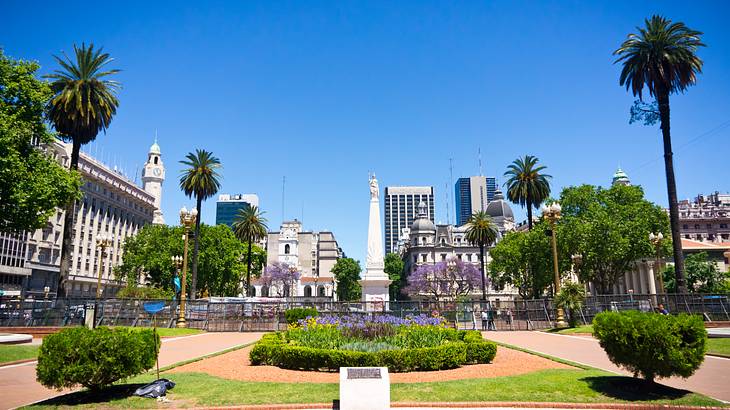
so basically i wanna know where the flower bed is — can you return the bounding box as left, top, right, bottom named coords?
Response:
left=250, top=314, right=496, bottom=372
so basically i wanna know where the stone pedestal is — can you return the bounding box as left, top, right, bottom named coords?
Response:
left=361, top=174, right=392, bottom=310
left=339, top=367, right=390, bottom=410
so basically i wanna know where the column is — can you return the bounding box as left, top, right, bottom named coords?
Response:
left=645, top=261, right=657, bottom=296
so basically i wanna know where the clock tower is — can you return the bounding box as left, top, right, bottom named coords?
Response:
left=142, top=139, right=165, bottom=224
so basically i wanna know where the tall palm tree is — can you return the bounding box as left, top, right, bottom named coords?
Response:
left=614, top=15, right=704, bottom=294
left=179, top=149, right=222, bottom=299
left=232, top=205, right=269, bottom=297
left=45, top=43, right=120, bottom=296
left=465, top=211, right=499, bottom=301
left=503, top=155, right=552, bottom=230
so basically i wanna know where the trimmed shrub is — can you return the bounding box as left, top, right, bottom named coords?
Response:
left=285, top=307, right=319, bottom=325
left=466, top=342, right=497, bottom=364
left=593, top=311, right=706, bottom=381
left=36, top=326, right=160, bottom=390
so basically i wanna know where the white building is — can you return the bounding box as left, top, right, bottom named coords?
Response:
left=255, top=219, right=343, bottom=298
left=0, top=139, right=165, bottom=298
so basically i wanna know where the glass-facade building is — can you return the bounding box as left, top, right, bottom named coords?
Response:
left=215, top=194, right=259, bottom=227
left=384, top=186, right=434, bottom=254
left=455, top=176, right=496, bottom=226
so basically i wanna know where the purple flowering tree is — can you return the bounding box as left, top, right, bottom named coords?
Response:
left=405, top=258, right=482, bottom=301
left=262, top=262, right=301, bottom=297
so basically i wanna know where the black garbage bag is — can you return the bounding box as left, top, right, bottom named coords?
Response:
left=133, top=378, right=176, bottom=398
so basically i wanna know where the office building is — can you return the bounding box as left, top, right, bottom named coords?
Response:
left=455, top=176, right=497, bottom=226
left=676, top=191, right=730, bottom=243
left=256, top=219, right=343, bottom=298
left=0, top=139, right=164, bottom=298
left=384, top=186, right=434, bottom=254
left=215, top=194, right=260, bottom=227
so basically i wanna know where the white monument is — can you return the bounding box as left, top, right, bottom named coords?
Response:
left=359, top=174, right=392, bottom=309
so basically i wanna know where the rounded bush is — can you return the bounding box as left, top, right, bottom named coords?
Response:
left=36, top=327, right=160, bottom=390
left=593, top=311, right=706, bottom=381
left=284, top=307, right=319, bottom=325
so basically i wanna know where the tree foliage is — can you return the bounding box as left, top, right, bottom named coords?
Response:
left=0, top=50, right=81, bottom=232
left=465, top=211, right=499, bottom=300
left=117, top=224, right=262, bottom=297
left=262, top=262, right=301, bottom=297
left=554, top=281, right=586, bottom=327
left=489, top=220, right=557, bottom=299
left=662, top=252, right=729, bottom=294
left=405, top=259, right=481, bottom=301
left=560, top=184, right=671, bottom=294
left=232, top=205, right=268, bottom=296
left=503, top=155, right=552, bottom=230
left=384, top=253, right=404, bottom=301
left=332, top=258, right=362, bottom=301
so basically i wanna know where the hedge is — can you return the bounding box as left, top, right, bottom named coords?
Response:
left=250, top=330, right=496, bottom=372
left=36, top=326, right=160, bottom=390
left=285, top=307, right=319, bottom=325
left=593, top=311, right=706, bottom=381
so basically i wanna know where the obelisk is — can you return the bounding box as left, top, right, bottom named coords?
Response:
left=360, top=174, right=391, bottom=308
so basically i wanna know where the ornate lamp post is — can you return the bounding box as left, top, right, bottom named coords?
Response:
left=649, top=232, right=666, bottom=294
left=95, top=234, right=113, bottom=299
left=541, top=202, right=566, bottom=326
left=177, top=207, right=197, bottom=328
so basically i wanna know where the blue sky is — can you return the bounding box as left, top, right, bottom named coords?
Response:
left=2, top=1, right=729, bottom=264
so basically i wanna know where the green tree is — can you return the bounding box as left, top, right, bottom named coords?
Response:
left=332, top=257, right=362, bottom=301
left=384, top=253, right=404, bottom=301
left=554, top=281, right=586, bottom=327
left=465, top=211, right=499, bottom=300
left=179, top=149, right=222, bottom=299
left=117, top=224, right=253, bottom=297
left=560, top=184, right=671, bottom=294
left=45, top=43, right=120, bottom=295
left=503, top=155, right=552, bottom=230
left=489, top=222, right=556, bottom=299
left=662, top=252, right=729, bottom=294
left=0, top=50, right=81, bottom=232
left=232, top=205, right=269, bottom=297
left=614, top=15, right=705, bottom=293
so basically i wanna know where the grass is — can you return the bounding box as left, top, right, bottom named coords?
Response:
left=25, top=368, right=724, bottom=409
left=546, top=324, right=594, bottom=334
left=0, top=344, right=39, bottom=365
left=112, top=326, right=203, bottom=338
left=707, top=338, right=730, bottom=357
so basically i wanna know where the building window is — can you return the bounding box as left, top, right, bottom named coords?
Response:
left=422, top=254, right=427, bottom=262
left=284, top=244, right=290, bottom=254
left=683, top=224, right=689, bottom=229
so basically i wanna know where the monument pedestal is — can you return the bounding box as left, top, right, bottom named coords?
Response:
left=339, top=367, right=390, bottom=410
left=361, top=174, right=391, bottom=311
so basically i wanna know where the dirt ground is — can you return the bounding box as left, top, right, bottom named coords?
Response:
left=168, top=344, right=574, bottom=383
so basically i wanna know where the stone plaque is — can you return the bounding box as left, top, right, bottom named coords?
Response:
left=347, top=368, right=381, bottom=380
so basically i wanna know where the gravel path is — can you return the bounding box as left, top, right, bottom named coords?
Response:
left=168, top=344, right=573, bottom=383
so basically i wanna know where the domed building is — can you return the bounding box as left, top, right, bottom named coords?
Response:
left=612, top=167, right=631, bottom=186
left=485, top=188, right=515, bottom=236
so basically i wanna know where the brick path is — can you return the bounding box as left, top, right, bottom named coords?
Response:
left=484, top=331, right=730, bottom=403
left=0, top=332, right=263, bottom=410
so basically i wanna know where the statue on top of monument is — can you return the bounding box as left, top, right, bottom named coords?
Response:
left=369, top=173, right=379, bottom=200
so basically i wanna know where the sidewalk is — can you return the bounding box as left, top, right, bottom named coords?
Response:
left=484, top=331, right=730, bottom=402
left=0, top=332, right=263, bottom=410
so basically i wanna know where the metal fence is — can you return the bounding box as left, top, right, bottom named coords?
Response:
left=1, top=293, right=727, bottom=332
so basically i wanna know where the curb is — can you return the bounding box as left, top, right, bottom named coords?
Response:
left=185, top=402, right=726, bottom=410
left=0, top=358, right=36, bottom=367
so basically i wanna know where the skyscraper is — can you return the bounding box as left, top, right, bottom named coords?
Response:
left=215, top=194, right=260, bottom=227
left=455, top=176, right=497, bottom=226
left=384, top=186, right=434, bottom=254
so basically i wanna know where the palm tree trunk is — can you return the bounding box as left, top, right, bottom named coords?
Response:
left=526, top=199, right=533, bottom=230
left=657, top=89, right=687, bottom=294
left=479, top=243, right=486, bottom=301
left=190, top=196, right=202, bottom=299
left=57, top=140, right=82, bottom=298
left=246, top=239, right=253, bottom=297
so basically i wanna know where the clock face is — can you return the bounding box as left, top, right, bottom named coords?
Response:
left=153, top=168, right=161, bottom=177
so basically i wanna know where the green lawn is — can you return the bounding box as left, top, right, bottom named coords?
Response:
left=112, top=327, right=203, bottom=338
left=25, top=369, right=723, bottom=409
left=0, top=344, right=39, bottom=365
left=547, top=324, right=594, bottom=334
left=707, top=338, right=730, bottom=357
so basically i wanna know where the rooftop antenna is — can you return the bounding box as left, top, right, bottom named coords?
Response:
left=445, top=182, right=450, bottom=225
left=449, top=158, right=454, bottom=225
left=478, top=147, right=483, bottom=176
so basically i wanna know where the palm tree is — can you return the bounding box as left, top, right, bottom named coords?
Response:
left=179, top=149, right=222, bottom=299
left=232, top=205, right=269, bottom=296
left=503, top=155, right=552, bottom=230
left=45, top=43, right=120, bottom=296
left=614, top=15, right=704, bottom=294
left=465, top=211, right=499, bottom=301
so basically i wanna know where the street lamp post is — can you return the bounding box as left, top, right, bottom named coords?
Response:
left=649, top=232, right=666, bottom=294
left=95, top=234, right=113, bottom=299
left=542, top=202, right=566, bottom=327
left=177, top=207, right=197, bottom=328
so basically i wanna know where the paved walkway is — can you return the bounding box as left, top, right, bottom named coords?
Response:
left=484, top=331, right=730, bottom=403
left=0, top=332, right=263, bottom=410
